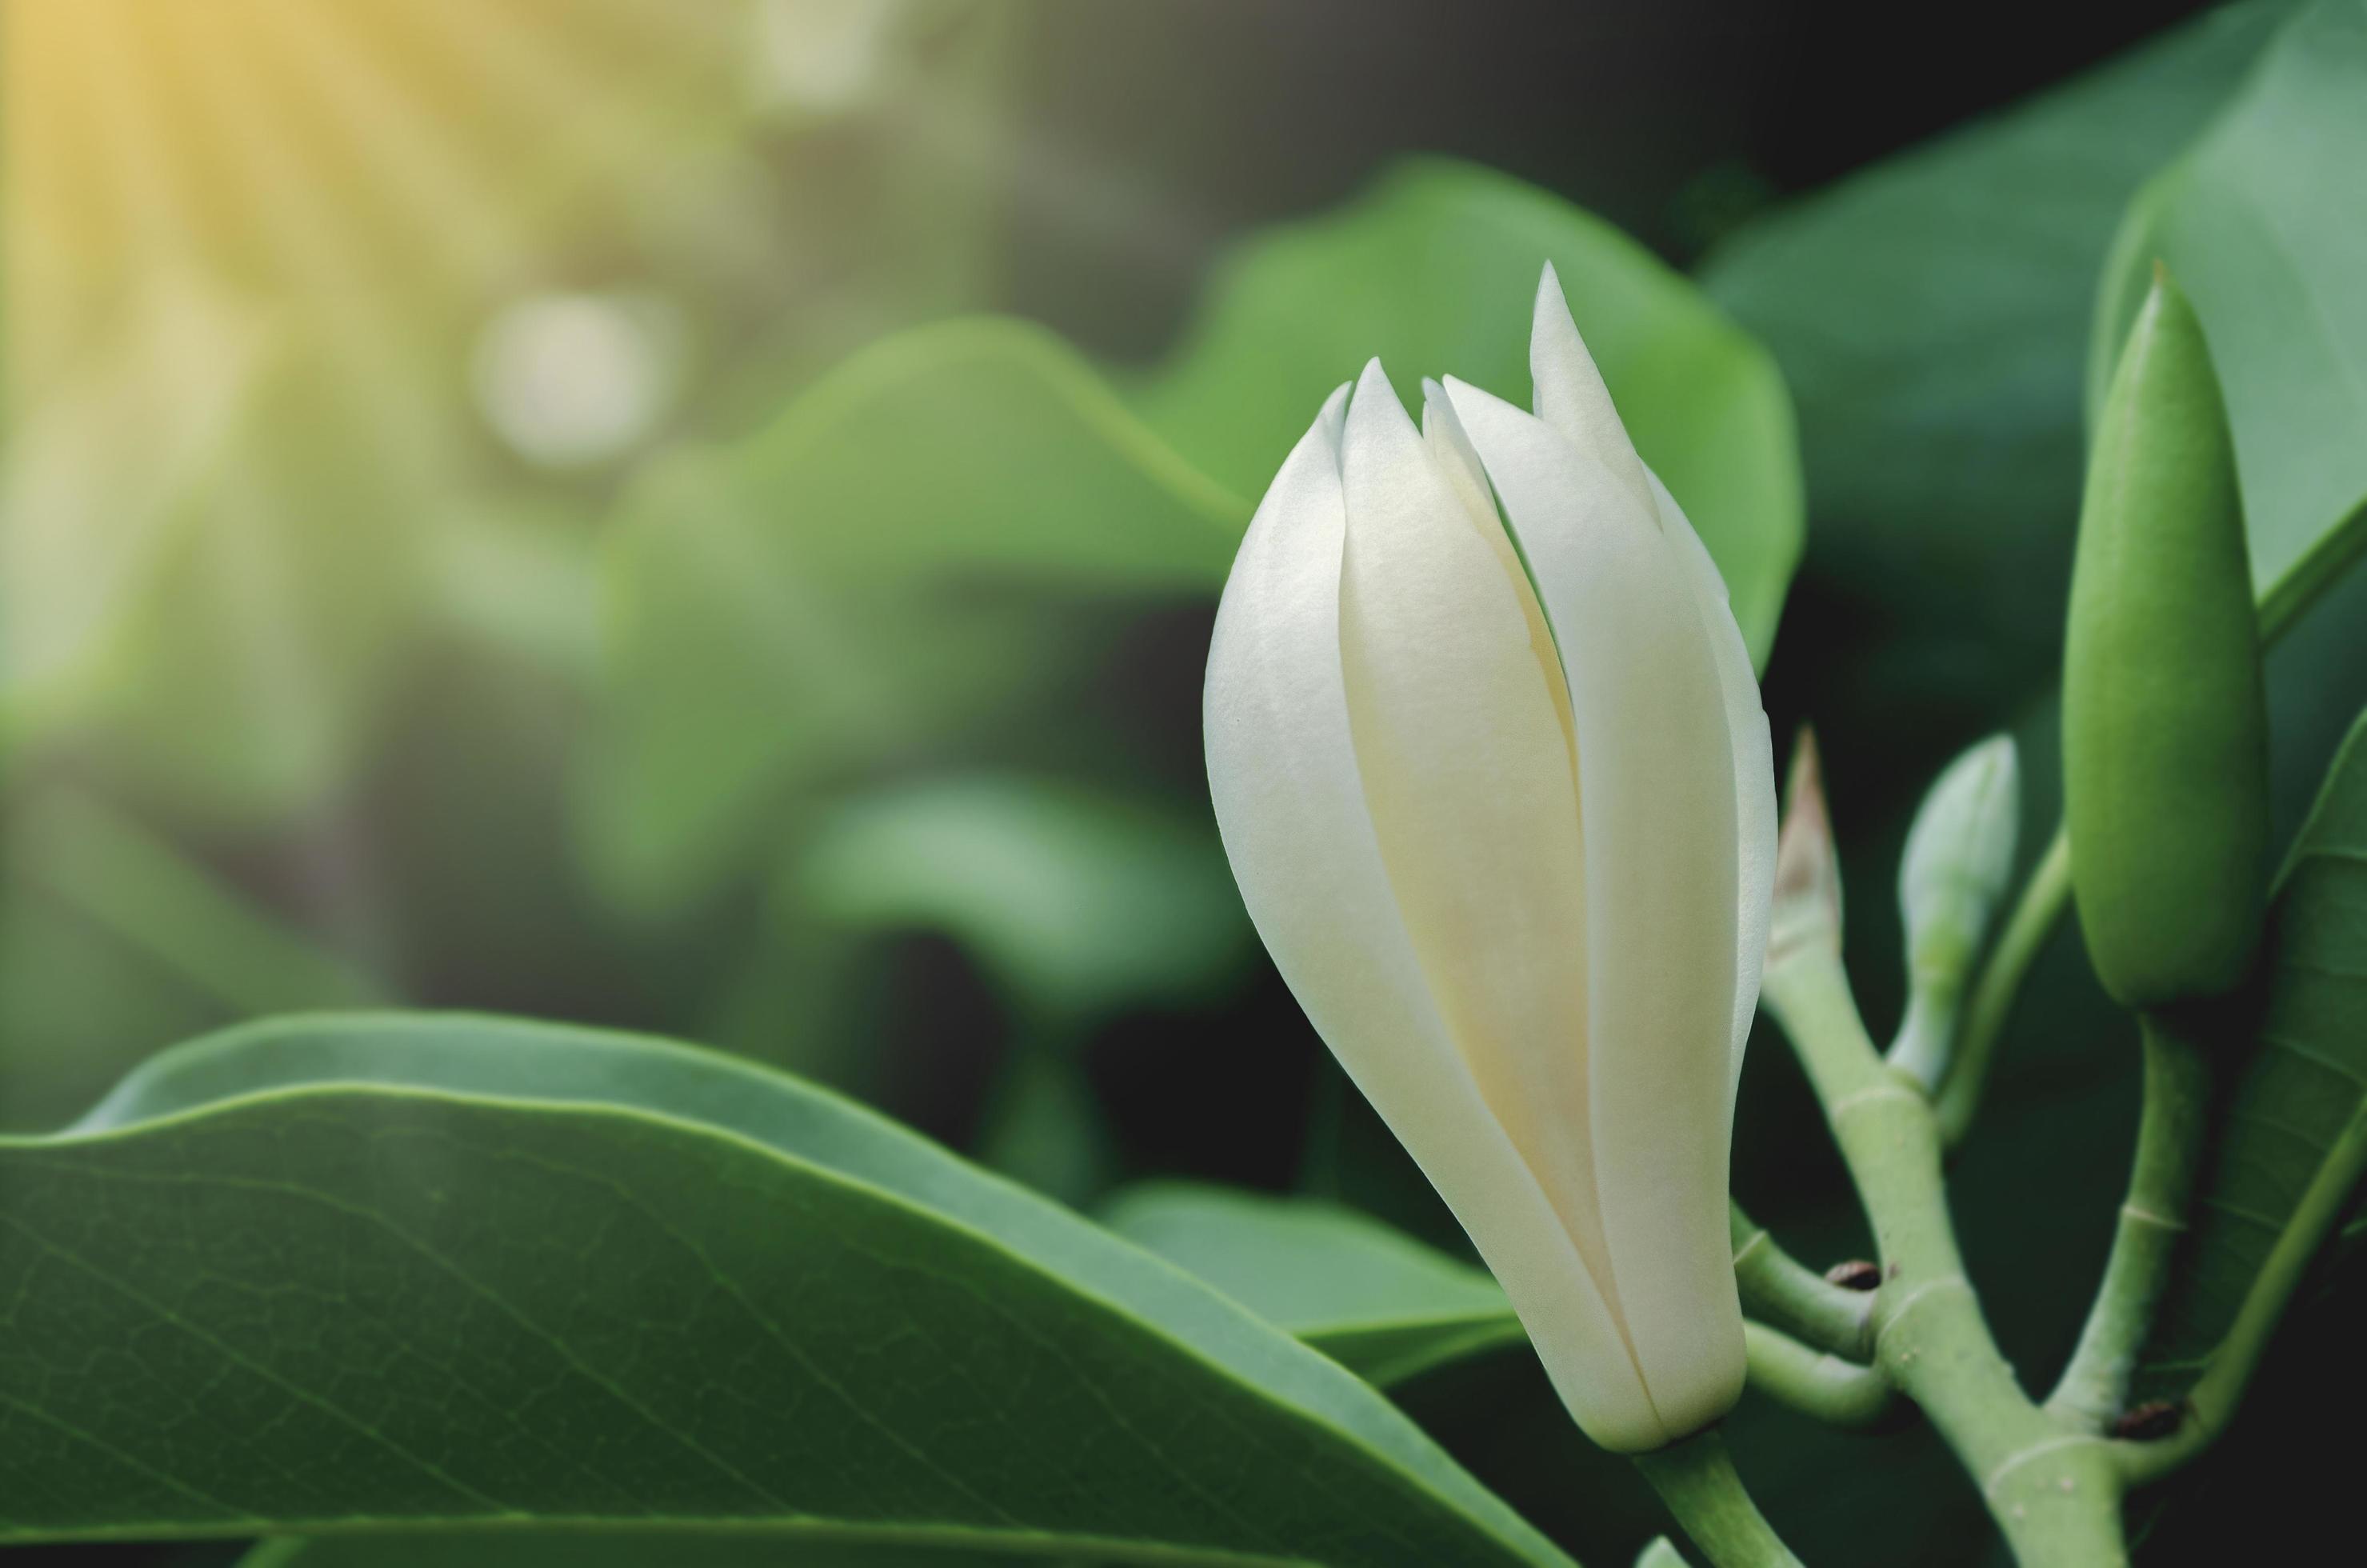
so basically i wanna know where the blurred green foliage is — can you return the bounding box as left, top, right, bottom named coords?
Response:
left=2, top=97, right=1805, bottom=1205
left=578, top=317, right=1245, bottom=914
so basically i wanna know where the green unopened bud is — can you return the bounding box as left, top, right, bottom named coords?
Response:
left=2064, top=266, right=2268, bottom=1010
left=1889, top=735, right=2018, bottom=1090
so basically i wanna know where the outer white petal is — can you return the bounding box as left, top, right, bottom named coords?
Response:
left=1528, top=263, right=1653, bottom=519
left=1442, top=374, right=1745, bottom=1438
left=1338, top=358, right=1615, bottom=1306
left=1422, top=378, right=1583, bottom=756
left=1202, top=376, right=1662, bottom=1450
left=1646, top=466, right=1777, bottom=1101
left=1419, top=376, right=1497, bottom=534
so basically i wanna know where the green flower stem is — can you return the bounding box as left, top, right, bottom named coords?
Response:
left=1730, top=1201, right=1877, bottom=1360
left=1934, top=826, right=2071, bottom=1150
left=1630, top=1428, right=1803, bottom=1568
left=1762, top=950, right=2129, bottom=1568
left=1745, top=1322, right=1897, bottom=1429
left=2046, top=1012, right=2211, bottom=1430
left=2117, top=1098, right=2367, bottom=1486
left=1887, top=983, right=1961, bottom=1097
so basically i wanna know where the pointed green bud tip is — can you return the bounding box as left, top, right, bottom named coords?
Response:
left=1900, top=734, right=2020, bottom=986
left=2064, top=265, right=2269, bottom=1010
left=1634, top=1538, right=1692, bottom=1568
left=1767, top=727, right=1842, bottom=971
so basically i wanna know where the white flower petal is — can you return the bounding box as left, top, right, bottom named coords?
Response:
left=1529, top=263, right=1653, bottom=519
left=1340, top=359, right=1613, bottom=1295
left=1419, top=376, right=1497, bottom=535
left=1422, top=377, right=1585, bottom=754
left=1442, top=374, right=1745, bottom=1435
left=1647, top=466, right=1777, bottom=1100
left=1203, top=377, right=1662, bottom=1450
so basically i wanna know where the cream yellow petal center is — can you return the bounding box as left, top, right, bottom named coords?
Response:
left=1335, top=366, right=1625, bottom=1359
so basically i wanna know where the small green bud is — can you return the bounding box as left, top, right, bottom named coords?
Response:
left=2064, top=266, right=2268, bottom=1010
left=1889, top=735, right=2019, bottom=1090
left=1901, top=735, right=2021, bottom=984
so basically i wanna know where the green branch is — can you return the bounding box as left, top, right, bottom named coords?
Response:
left=2118, top=1098, right=2367, bottom=1486
left=1631, top=1428, right=1803, bottom=1568
left=1745, top=1322, right=1897, bottom=1430
left=1933, top=827, right=2069, bottom=1149
left=2046, top=1012, right=2210, bottom=1430
left=1730, top=1201, right=1876, bottom=1362
left=1761, top=950, right=2129, bottom=1567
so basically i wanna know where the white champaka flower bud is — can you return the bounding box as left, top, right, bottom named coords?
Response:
left=1889, top=735, right=2020, bottom=1091
left=1202, top=266, right=1777, bottom=1452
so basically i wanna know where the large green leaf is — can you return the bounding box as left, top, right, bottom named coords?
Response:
left=1136, top=158, right=1801, bottom=668
left=244, top=1538, right=990, bottom=1567
left=1102, top=1184, right=1525, bottom=1390
left=574, top=317, right=1247, bottom=913
left=1701, top=2, right=2287, bottom=701
left=0, top=1014, right=1568, bottom=1565
left=2091, top=0, right=2367, bottom=635
left=2134, top=708, right=2367, bottom=1400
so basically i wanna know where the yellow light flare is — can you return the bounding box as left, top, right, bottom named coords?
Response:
left=0, top=0, right=755, bottom=825
left=2, top=0, right=745, bottom=401
left=0, top=0, right=1011, bottom=826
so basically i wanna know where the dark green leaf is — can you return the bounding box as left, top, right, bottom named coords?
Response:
left=2136, top=707, right=2367, bottom=1399
left=1102, top=1183, right=1525, bottom=1389
left=2091, top=0, right=2367, bottom=634
left=1138, top=158, right=1802, bottom=668
left=243, top=1532, right=1012, bottom=1566
left=1701, top=3, right=2286, bottom=701
left=0, top=1015, right=1568, bottom=1565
